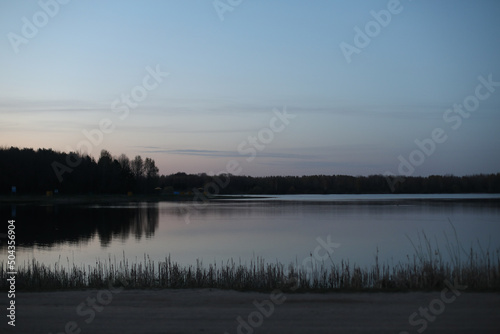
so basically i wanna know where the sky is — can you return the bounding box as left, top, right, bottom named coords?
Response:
left=1, top=0, right=499, bottom=177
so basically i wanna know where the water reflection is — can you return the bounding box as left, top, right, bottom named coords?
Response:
left=0, top=203, right=159, bottom=248
left=2, top=197, right=499, bottom=269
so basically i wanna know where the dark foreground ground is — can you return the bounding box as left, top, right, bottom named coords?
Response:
left=1, top=289, right=499, bottom=334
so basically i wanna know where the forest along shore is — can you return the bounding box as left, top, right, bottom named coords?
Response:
left=2, top=147, right=500, bottom=197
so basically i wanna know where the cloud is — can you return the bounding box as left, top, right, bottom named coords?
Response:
left=135, top=147, right=314, bottom=160
left=0, top=98, right=109, bottom=113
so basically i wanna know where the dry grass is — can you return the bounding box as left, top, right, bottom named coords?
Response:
left=2, top=231, right=499, bottom=292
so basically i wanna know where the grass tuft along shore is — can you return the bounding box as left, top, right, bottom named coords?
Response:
left=2, top=233, right=499, bottom=292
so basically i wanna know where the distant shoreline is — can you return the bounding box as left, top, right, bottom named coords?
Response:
left=0, top=194, right=193, bottom=204
left=1, top=193, right=500, bottom=205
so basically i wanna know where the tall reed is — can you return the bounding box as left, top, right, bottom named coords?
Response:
left=2, top=232, right=499, bottom=291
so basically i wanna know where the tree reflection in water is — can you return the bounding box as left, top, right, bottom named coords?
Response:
left=0, top=203, right=159, bottom=248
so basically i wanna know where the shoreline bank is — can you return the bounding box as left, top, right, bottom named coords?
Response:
left=2, top=289, right=499, bottom=334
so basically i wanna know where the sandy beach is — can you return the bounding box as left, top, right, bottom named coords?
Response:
left=2, top=289, right=499, bottom=334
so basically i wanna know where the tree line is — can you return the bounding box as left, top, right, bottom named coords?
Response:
left=1, top=146, right=499, bottom=195
left=0, top=147, right=158, bottom=194
left=159, top=172, right=500, bottom=195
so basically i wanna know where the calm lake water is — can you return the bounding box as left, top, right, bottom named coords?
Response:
left=2, top=194, right=500, bottom=269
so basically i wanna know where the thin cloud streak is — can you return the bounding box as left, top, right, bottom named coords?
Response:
left=137, top=148, right=314, bottom=160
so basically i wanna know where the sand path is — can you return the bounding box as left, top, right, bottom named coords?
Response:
left=2, top=289, right=499, bottom=333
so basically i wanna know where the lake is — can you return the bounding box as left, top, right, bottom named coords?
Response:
left=2, top=194, right=500, bottom=270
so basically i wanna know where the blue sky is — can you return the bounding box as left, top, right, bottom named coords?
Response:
left=1, top=0, right=499, bottom=176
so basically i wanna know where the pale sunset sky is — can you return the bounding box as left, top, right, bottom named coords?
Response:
left=1, top=0, right=499, bottom=176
